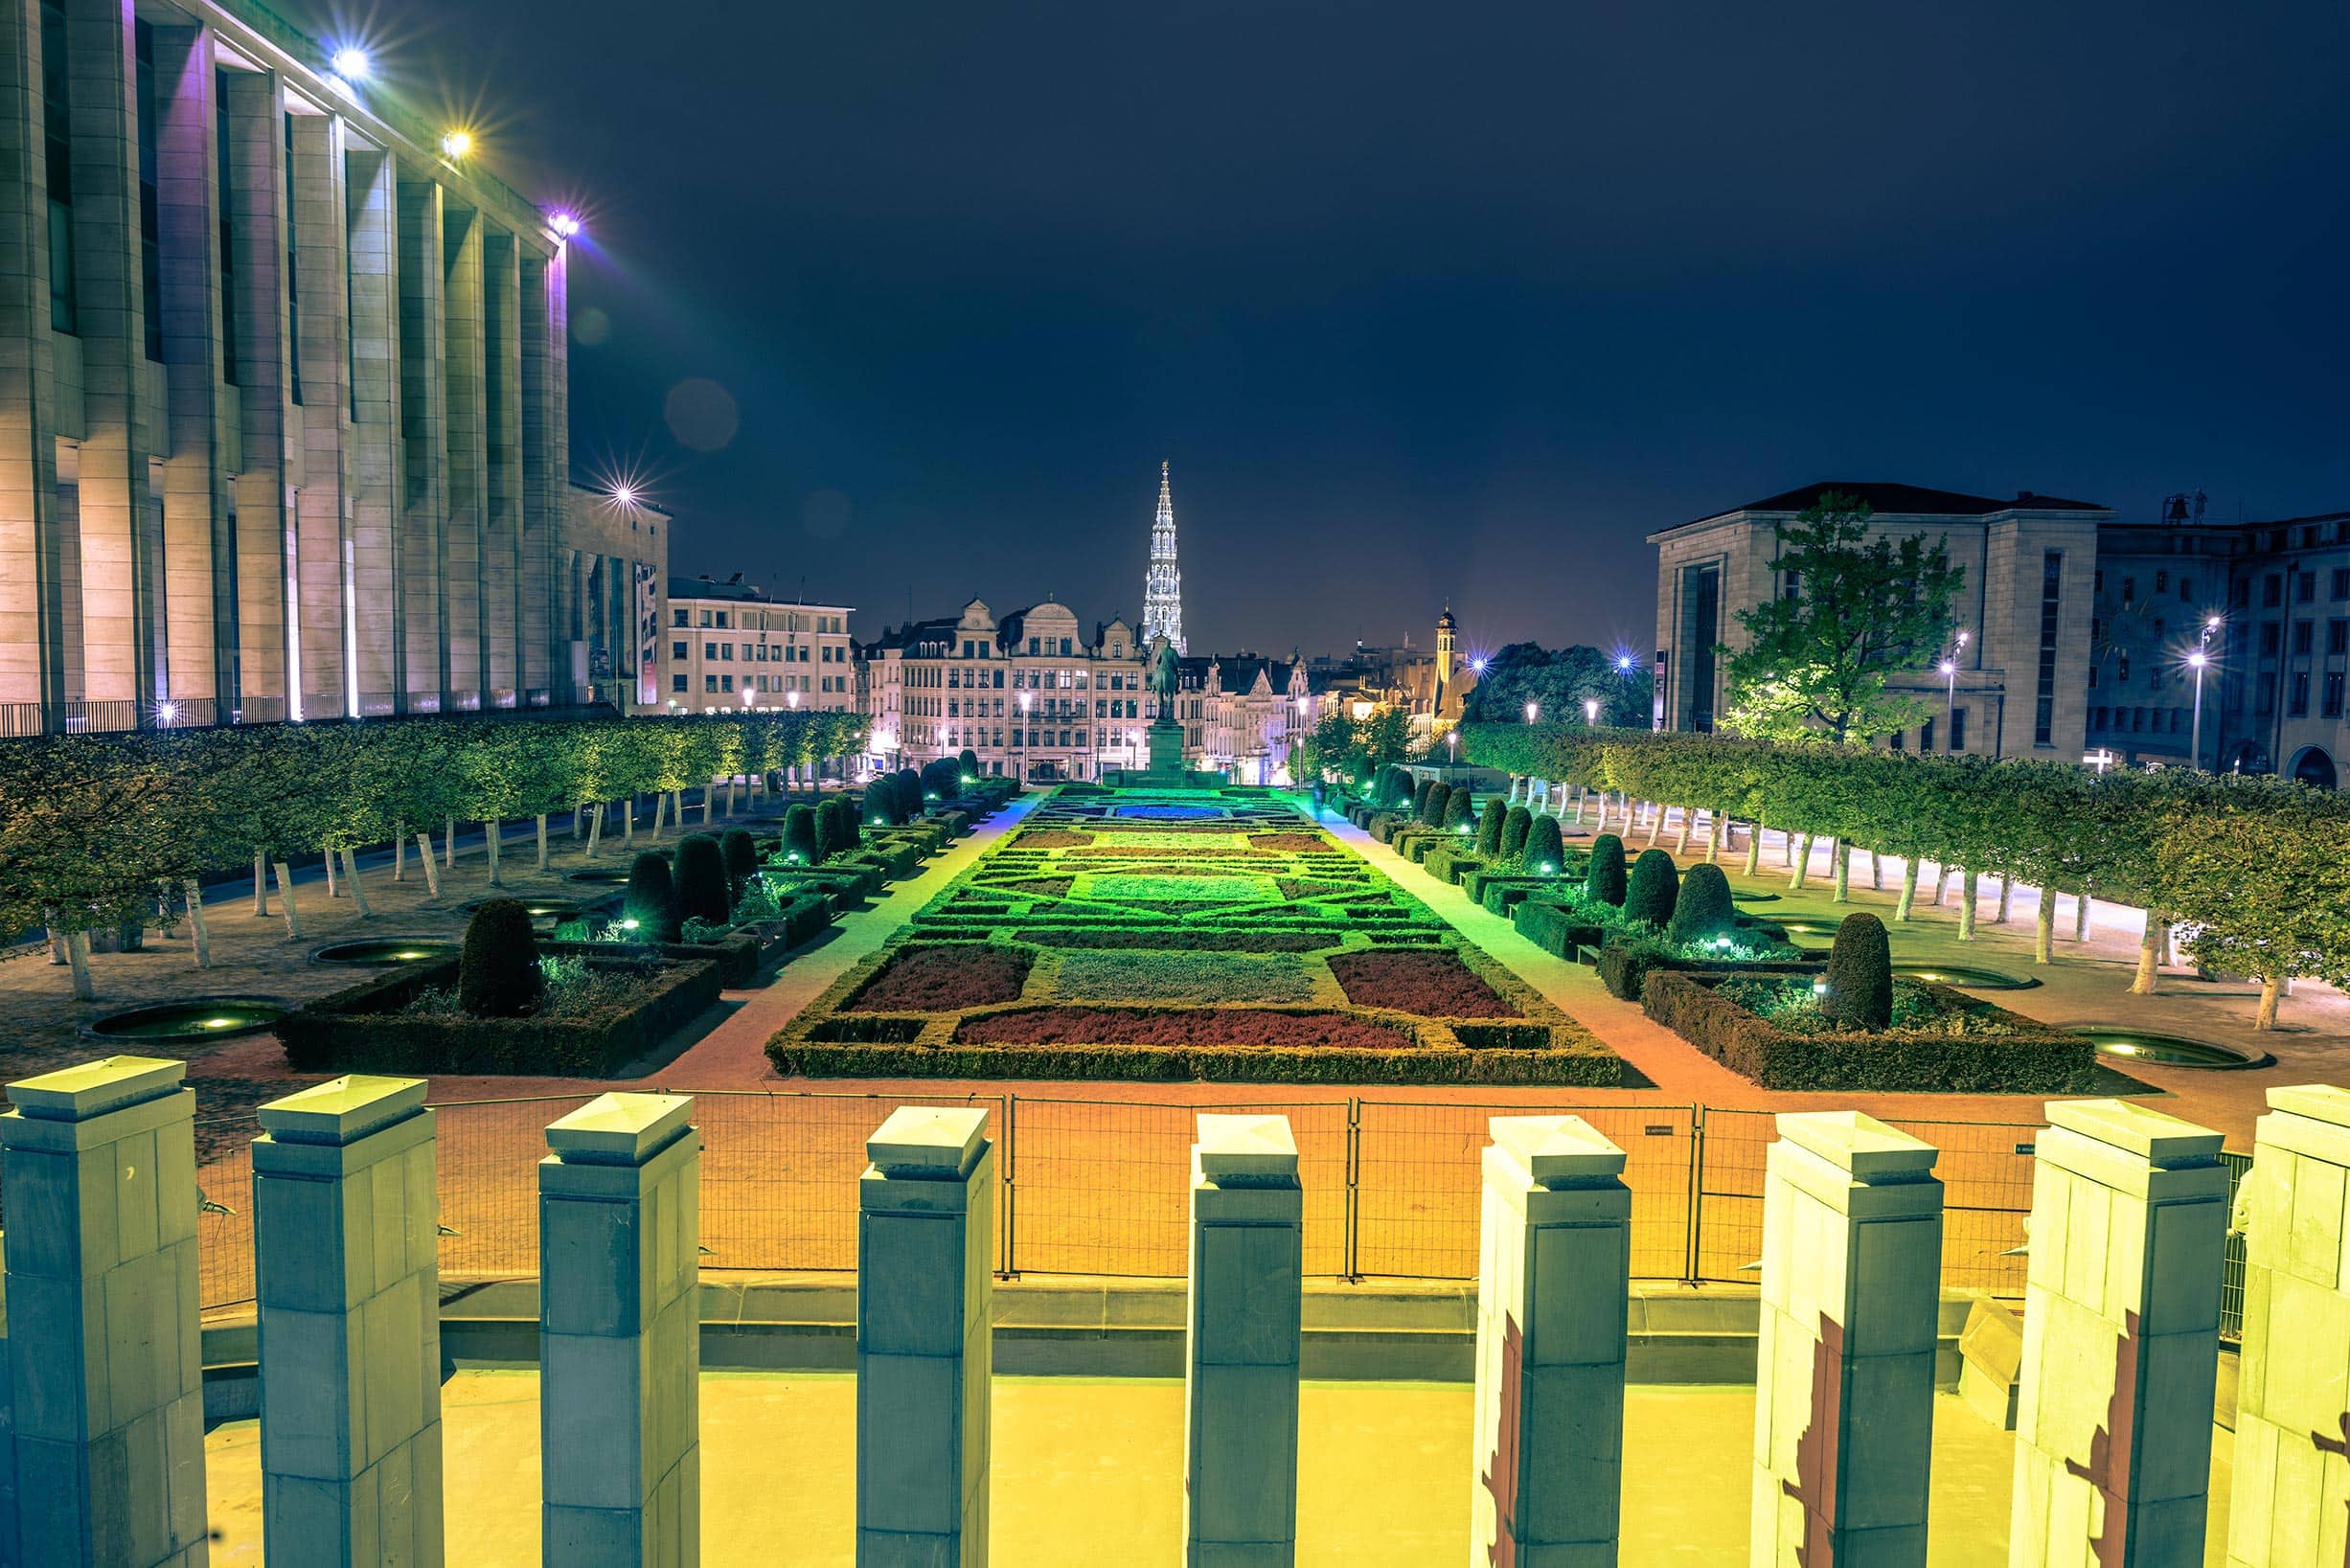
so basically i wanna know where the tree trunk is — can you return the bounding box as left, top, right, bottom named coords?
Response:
left=341, top=847, right=372, bottom=918
left=650, top=792, right=666, bottom=840
left=1895, top=859, right=1919, bottom=922
left=2035, top=890, right=2054, bottom=965
left=1675, top=810, right=1694, bottom=854
left=2075, top=885, right=2092, bottom=942
left=2256, top=973, right=2282, bottom=1030
left=623, top=797, right=635, bottom=848
left=1959, top=871, right=1978, bottom=941
left=1869, top=849, right=1882, bottom=890
left=485, top=822, right=502, bottom=887
left=1781, top=827, right=1796, bottom=868
left=536, top=814, right=550, bottom=871
left=1789, top=833, right=1814, bottom=890
left=64, top=928, right=93, bottom=1000
left=1705, top=816, right=1722, bottom=864
left=727, top=777, right=740, bottom=816
left=1995, top=874, right=2013, bottom=924
left=586, top=805, right=605, bottom=859
left=1832, top=841, right=1850, bottom=902
left=703, top=786, right=716, bottom=825
left=2132, top=917, right=2167, bottom=995
left=184, top=880, right=211, bottom=967
left=1929, top=865, right=1947, bottom=906
left=273, top=861, right=303, bottom=939
left=1744, top=822, right=1765, bottom=877
left=444, top=817, right=456, bottom=869
left=253, top=848, right=269, bottom=915
left=394, top=821, right=407, bottom=882
left=1644, top=806, right=1665, bottom=847
left=323, top=849, right=338, bottom=898
left=1571, top=788, right=1586, bottom=826
left=416, top=833, right=443, bottom=898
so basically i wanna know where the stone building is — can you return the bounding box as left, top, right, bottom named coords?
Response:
left=660, top=575, right=853, bottom=715
left=1649, top=482, right=2110, bottom=760
left=1, top=0, right=639, bottom=733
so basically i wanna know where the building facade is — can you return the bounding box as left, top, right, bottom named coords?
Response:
left=660, top=576, right=853, bottom=714
left=1, top=0, right=628, bottom=732
left=1651, top=481, right=2350, bottom=786
left=1650, top=483, right=2110, bottom=761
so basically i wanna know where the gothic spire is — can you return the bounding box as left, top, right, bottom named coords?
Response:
left=1143, top=460, right=1186, bottom=655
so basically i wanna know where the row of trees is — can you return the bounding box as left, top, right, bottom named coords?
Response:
left=1457, top=642, right=1653, bottom=730
left=1461, top=724, right=2350, bottom=1028
left=0, top=711, right=869, bottom=937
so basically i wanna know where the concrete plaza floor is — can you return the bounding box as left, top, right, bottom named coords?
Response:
left=197, top=1371, right=2235, bottom=1563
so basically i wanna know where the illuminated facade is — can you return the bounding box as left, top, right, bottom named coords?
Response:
left=661, top=577, right=854, bottom=714
left=1, top=0, right=620, bottom=733
left=1142, top=460, right=1186, bottom=655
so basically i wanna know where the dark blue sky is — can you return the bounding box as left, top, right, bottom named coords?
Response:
left=299, top=0, right=2350, bottom=657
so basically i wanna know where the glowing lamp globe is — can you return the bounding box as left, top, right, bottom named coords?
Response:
left=549, top=212, right=582, bottom=239
left=440, top=130, right=472, bottom=158
left=331, top=47, right=370, bottom=80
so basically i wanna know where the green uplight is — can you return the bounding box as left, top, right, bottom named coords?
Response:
left=202, top=1016, right=239, bottom=1030
left=621, top=919, right=640, bottom=931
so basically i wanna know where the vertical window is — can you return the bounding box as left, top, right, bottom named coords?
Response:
left=2325, top=672, right=2344, bottom=718
left=284, top=115, right=301, bottom=404
left=2290, top=671, right=2310, bottom=716
left=40, top=0, right=76, bottom=332
left=1920, top=716, right=1935, bottom=754
left=1950, top=708, right=1967, bottom=753
left=2033, top=551, right=2063, bottom=745
left=134, top=20, right=162, bottom=360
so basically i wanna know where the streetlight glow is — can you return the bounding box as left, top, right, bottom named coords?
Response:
left=1524, top=700, right=1539, bottom=724
left=1585, top=698, right=1599, bottom=726
left=440, top=129, right=472, bottom=158
left=549, top=212, right=582, bottom=239
left=331, top=46, right=370, bottom=80
left=607, top=483, right=638, bottom=509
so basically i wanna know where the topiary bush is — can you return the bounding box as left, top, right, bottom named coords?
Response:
left=958, top=748, right=981, bottom=783
left=816, top=798, right=851, bottom=861
left=1585, top=832, right=1627, bottom=904
left=1501, top=806, right=1533, bottom=858
left=1422, top=781, right=1452, bottom=827
left=674, top=832, right=731, bottom=926
left=782, top=804, right=821, bottom=867
left=720, top=829, right=759, bottom=900
left=1442, top=787, right=1475, bottom=835
left=862, top=779, right=903, bottom=828
left=1476, top=799, right=1506, bottom=856
left=895, top=767, right=923, bottom=809
left=834, top=793, right=863, bottom=853
left=1524, top=815, right=1567, bottom=876
left=1667, top=862, right=1737, bottom=945
left=1413, top=777, right=1438, bottom=822
left=625, top=852, right=681, bottom=942
left=458, top=898, right=542, bottom=1018
left=1624, top=848, right=1680, bottom=929
left=1824, top=912, right=1894, bottom=1031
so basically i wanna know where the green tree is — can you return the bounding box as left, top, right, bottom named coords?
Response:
left=1461, top=642, right=1652, bottom=728
left=1719, top=492, right=1964, bottom=743
left=2157, top=784, right=2350, bottom=1029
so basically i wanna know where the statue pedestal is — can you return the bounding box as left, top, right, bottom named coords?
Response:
left=1146, top=722, right=1184, bottom=778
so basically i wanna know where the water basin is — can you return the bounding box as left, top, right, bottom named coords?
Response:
left=83, top=997, right=286, bottom=1043
left=2073, top=1028, right=2271, bottom=1070
left=1894, top=963, right=2040, bottom=991
left=312, top=938, right=456, bottom=966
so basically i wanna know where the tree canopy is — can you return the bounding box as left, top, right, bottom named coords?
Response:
left=1719, top=491, right=1964, bottom=743
left=1460, top=642, right=1651, bottom=728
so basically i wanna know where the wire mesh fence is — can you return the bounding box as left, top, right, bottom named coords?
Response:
left=151, top=1092, right=2083, bottom=1312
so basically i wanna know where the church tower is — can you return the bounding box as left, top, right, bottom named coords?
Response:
left=1434, top=605, right=1458, bottom=715
left=1143, top=461, right=1186, bottom=655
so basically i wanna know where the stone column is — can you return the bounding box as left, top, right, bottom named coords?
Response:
left=1184, top=1113, right=1302, bottom=1566
left=1468, top=1115, right=1630, bottom=1565
left=287, top=109, right=353, bottom=718
left=517, top=249, right=563, bottom=700
left=2229, top=1085, right=2350, bottom=1566
left=539, top=1092, right=701, bottom=1566
left=2010, top=1100, right=2225, bottom=1568
left=1752, top=1111, right=1943, bottom=1568
left=0, top=0, right=67, bottom=714
left=480, top=227, right=521, bottom=706
left=3, top=1056, right=207, bottom=1565
left=252, top=1075, right=442, bottom=1565
left=395, top=174, right=447, bottom=710
left=856, top=1106, right=994, bottom=1564
left=218, top=65, right=291, bottom=712
left=440, top=200, right=486, bottom=709
left=343, top=142, right=400, bottom=710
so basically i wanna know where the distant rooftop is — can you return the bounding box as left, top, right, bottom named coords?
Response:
left=1689, top=481, right=2109, bottom=527
left=668, top=574, right=853, bottom=609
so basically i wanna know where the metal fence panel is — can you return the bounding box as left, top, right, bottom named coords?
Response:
left=1003, top=1099, right=1349, bottom=1277
left=2221, top=1149, right=2251, bottom=1342
left=1352, top=1102, right=1697, bottom=1280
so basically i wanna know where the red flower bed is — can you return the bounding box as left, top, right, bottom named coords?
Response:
left=1327, top=950, right=1522, bottom=1018
left=1001, top=876, right=1073, bottom=897
left=1250, top=833, right=1329, bottom=852
left=847, top=945, right=1033, bottom=1011
left=956, top=1006, right=1413, bottom=1051
left=1016, top=829, right=1094, bottom=849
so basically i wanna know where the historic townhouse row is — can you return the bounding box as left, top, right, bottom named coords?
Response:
left=1, top=0, right=658, bottom=733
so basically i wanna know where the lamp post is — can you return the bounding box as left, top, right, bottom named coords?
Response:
left=1447, top=729, right=1458, bottom=765
left=2189, top=615, right=2221, bottom=770
left=1936, top=629, right=1969, bottom=753
left=1019, top=691, right=1032, bottom=784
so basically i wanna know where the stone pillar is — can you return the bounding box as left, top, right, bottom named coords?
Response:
left=480, top=227, right=521, bottom=706
left=2010, top=1100, right=2225, bottom=1568
left=1468, top=1115, right=1630, bottom=1565
left=287, top=109, right=352, bottom=719
left=395, top=174, right=447, bottom=711
left=856, top=1106, right=994, bottom=1564
left=517, top=249, right=563, bottom=700
left=252, top=1075, right=443, bottom=1565
left=440, top=201, right=485, bottom=709
left=1184, top=1113, right=1302, bottom=1565
left=1752, top=1111, right=1943, bottom=1568
left=2229, top=1085, right=2350, bottom=1566
left=343, top=143, right=400, bottom=710
left=539, top=1092, right=701, bottom=1566
left=3, top=1056, right=207, bottom=1565
left=0, top=0, right=68, bottom=714
left=219, top=65, right=292, bottom=712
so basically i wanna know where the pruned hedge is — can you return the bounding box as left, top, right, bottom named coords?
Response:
left=279, top=951, right=723, bottom=1076
left=772, top=1035, right=1621, bottom=1085
left=1593, top=937, right=1822, bottom=1002
left=1639, top=970, right=2097, bottom=1092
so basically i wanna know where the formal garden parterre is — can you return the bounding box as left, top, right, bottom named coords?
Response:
left=770, top=786, right=1622, bottom=1084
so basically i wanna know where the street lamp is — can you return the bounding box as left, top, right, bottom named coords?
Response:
left=1018, top=692, right=1033, bottom=783
left=787, top=689, right=798, bottom=710
left=1524, top=700, right=1539, bottom=725
left=2189, top=615, right=2222, bottom=770
left=1447, top=729, right=1458, bottom=764
left=1584, top=697, right=1599, bottom=727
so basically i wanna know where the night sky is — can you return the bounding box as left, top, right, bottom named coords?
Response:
left=294, top=1, right=2349, bottom=659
